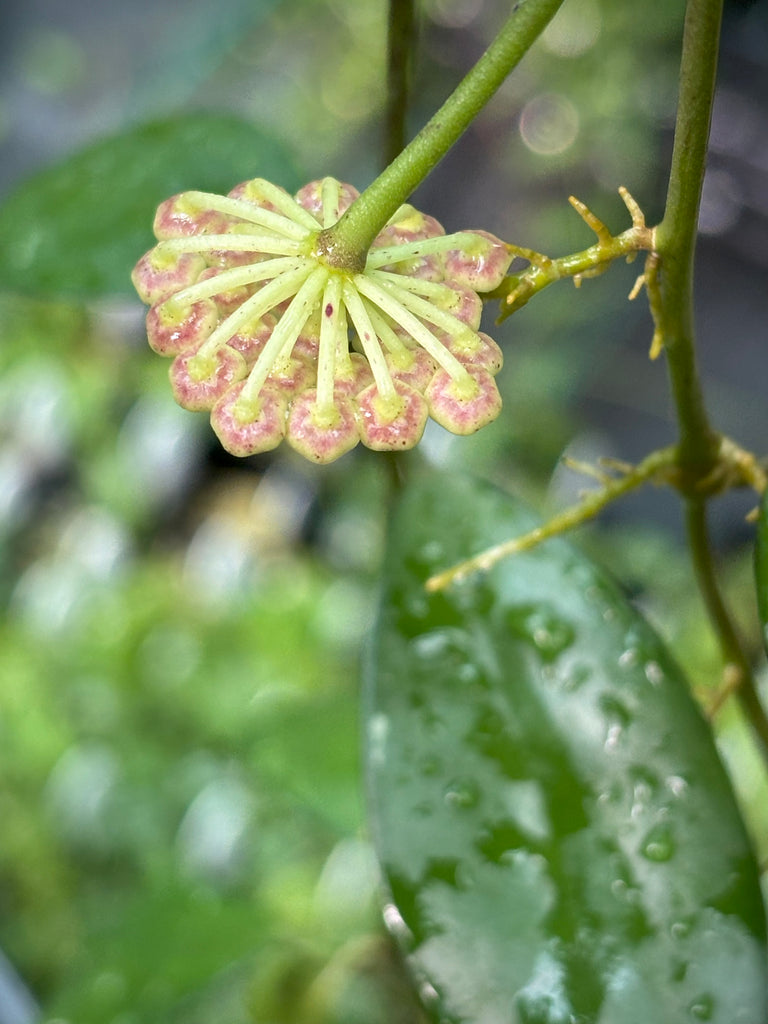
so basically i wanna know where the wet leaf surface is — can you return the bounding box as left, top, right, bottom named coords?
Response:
left=365, top=471, right=767, bottom=1024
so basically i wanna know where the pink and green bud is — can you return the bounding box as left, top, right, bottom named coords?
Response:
left=295, top=178, right=360, bottom=227
left=443, top=230, right=513, bottom=292
left=428, top=282, right=483, bottom=328
left=286, top=390, right=360, bottom=463
left=386, top=347, right=437, bottom=391
left=426, top=366, right=502, bottom=434
left=371, top=209, right=446, bottom=281
left=132, top=249, right=206, bottom=305
left=264, top=355, right=316, bottom=396
left=228, top=179, right=292, bottom=213
left=153, top=193, right=233, bottom=240
left=355, top=382, right=429, bottom=451
left=292, top=306, right=322, bottom=361
left=373, top=205, right=445, bottom=248
left=170, top=345, right=247, bottom=412
left=332, top=353, right=375, bottom=397
left=441, top=330, right=504, bottom=374
left=145, top=298, right=219, bottom=357
left=210, top=383, right=287, bottom=457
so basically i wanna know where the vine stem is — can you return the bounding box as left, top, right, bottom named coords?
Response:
left=657, top=0, right=768, bottom=764
left=686, top=501, right=768, bottom=762
left=384, top=0, right=416, bottom=165
left=317, top=0, right=566, bottom=268
left=655, top=0, right=721, bottom=476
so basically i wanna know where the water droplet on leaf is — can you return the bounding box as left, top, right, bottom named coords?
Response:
left=670, top=920, right=691, bottom=940
left=600, top=693, right=632, bottom=751
left=666, top=774, right=689, bottom=799
left=644, top=660, right=664, bottom=687
left=618, top=647, right=639, bottom=669
left=628, top=766, right=659, bottom=818
left=444, top=777, right=481, bottom=810
left=507, top=606, right=575, bottom=662
left=559, top=661, right=591, bottom=691
left=641, top=821, right=675, bottom=862
left=688, top=993, right=714, bottom=1020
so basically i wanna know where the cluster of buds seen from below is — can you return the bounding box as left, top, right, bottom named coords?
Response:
left=132, top=177, right=513, bottom=463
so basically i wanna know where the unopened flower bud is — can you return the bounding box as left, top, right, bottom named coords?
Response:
left=170, top=345, right=247, bottom=411
left=210, top=383, right=287, bottom=457
left=426, top=366, right=502, bottom=434
left=443, top=230, right=511, bottom=292
left=286, top=390, right=360, bottom=463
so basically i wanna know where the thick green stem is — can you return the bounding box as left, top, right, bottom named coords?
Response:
left=656, top=0, right=723, bottom=478
left=317, top=0, right=565, bottom=267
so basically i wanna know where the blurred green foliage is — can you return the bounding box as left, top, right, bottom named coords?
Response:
left=0, top=116, right=302, bottom=296
left=1, top=552, right=369, bottom=1019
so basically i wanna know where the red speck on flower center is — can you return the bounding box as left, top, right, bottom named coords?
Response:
left=325, top=303, right=334, bottom=317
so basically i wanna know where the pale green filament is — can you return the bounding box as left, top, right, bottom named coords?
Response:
left=369, top=271, right=479, bottom=348
left=184, top=191, right=313, bottom=240
left=353, top=274, right=472, bottom=384
left=156, top=234, right=308, bottom=258
left=334, top=295, right=352, bottom=375
left=238, top=266, right=330, bottom=410
left=365, top=305, right=416, bottom=361
left=232, top=179, right=322, bottom=231
left=365, top=231, right=483, bottom=269
left=342, top=279, right=398, bottom=404
left=168, top=257, right=312, bottom=307
left=315, top=274, right=344, bottom=422
left=370, top=269, right=470, bottom=302
left=321, top=178, right=343, bottom=229
left=195, top=263, right=316, bottom=360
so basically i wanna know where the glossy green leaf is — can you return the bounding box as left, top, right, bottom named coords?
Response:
left=365, top=472, right=767, bottom=1024
left=0, top=114, right=301, bottom=297
left=755, top=491, right=768, bottom=658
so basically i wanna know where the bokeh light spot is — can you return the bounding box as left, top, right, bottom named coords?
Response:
left=519, top=93, right=580, bottom=156
left=541, top=0, right=602, bottom=58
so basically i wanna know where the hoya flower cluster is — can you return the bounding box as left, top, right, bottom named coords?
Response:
left=132, top=177, right=512, bottom=463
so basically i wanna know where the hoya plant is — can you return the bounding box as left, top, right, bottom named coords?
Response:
left=0, top=0, right=766, bottom=1021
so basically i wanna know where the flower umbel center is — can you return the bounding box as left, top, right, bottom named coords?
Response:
left=132, top=175, right=513, bottom=463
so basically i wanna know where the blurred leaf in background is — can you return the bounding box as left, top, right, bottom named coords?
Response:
left=0, top=115, right=302, bottom=297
